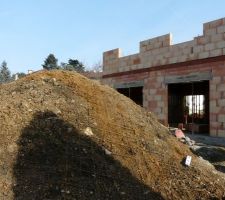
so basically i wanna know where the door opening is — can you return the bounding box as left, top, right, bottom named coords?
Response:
left=168, top=81, right=209, bottom=134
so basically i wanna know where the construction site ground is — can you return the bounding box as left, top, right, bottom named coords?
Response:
left=0, top=70, right=225, bottom=200
left=187, top=133, right=225, bottom=174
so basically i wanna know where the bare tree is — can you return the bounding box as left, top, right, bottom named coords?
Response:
left=92, top=61, right=103, bottom=72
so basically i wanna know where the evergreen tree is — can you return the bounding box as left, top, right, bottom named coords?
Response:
left=62, top=59, right=85, bottom=72
left=42, top=54, right=60, bottom=70
left=0, top=61, right=11, bottom=83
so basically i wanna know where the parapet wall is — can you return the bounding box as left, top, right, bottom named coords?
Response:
left=103, top=18, right=225, bottom=74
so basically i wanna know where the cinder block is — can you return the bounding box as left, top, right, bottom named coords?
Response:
left=216, top=41, right=225, bottom=49
left=137, top=63, right=144, bottom=69
left=210, top=100, right=217, bottom=108
left=204, top=28, right=217, bottom=36
left=210, top=49, right=222, bottom=57
left=154, top=107, right=162, bottom=114
left=169, top=57, right=178, bottom=64
left=217, top=25, right=225, bottom=34
left=154, top=95, right=162, bottom=101
left=158, top=101, right=164, bottom=107
left=149, top=89, right=157, bottom=95
left=218, top=114, right=225, bottom=123
left=211, top=122, right=222, bottom=129
left=183, top=47, right=193, bottom=54
left=198, top=51, right=209, bottom=59
left=204, top=18, right=223, bottom=30
left=193, top=45, right=204, bottom=53
left=210, top=76, right=221, bottom=84
left=218, top=99, right=225, bottom=107
left=210, top=90, right=221, bottom=99
left=211, top=34, right=223, bottom=42
left=118, top=67, right=123, bottom=72
left=159, top=59, right=167, bottom=65
left=210, top=106, right=220, bottom=113
left=218, top=130, right=225, bottom=137
left=217, top=84, right=225, bottom=92
left=205, top=43, right=215, bottom=51
left=188, top=53, right=198, bottom=60
left=154, top=42, right=163, bottom=49
left=147, top=95, right=154, bottom=101
left=143, top=101, right=148, bottom=108
left=158, top=113, right=166, bottom=120
left=210, top=84, right=216, bottom=91
left=210, top=129, right=218, bottom=137
left=148, top=100, right=157, bottom=108
left=140, top=44, right=148, bottom=53
left=131, top=65, right=137, bottom=70
left=195, top=36, right=210, bottom=45
left=210, top=114, right=217, bottom=121
left=157, top=76, right=164, bottom=82
left=155, top=54, right=163, bottom=60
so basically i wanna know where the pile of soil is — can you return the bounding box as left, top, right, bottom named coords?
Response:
left=0, top=70, right=224, bottom=200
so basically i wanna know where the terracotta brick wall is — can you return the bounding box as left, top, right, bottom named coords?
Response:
left=102, top=17, right=225, bottom=137
left=145, top=61, right=225, bottom=137
left=103, top=60, right=225, bottom=137
left=103, top=18, right=225, bottom=74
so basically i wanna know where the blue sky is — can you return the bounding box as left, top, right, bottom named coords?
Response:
left=0, top=0, right=225, bottom=73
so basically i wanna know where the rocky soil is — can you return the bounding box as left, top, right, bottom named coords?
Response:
left=0, top=70, right=225, bottom=200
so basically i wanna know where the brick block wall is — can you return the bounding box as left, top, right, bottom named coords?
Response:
left=103, top=48, right=122, bottom=74
left=102, top=17, right=225, bottom=137
left=103, top=60, right=225, bottom=137
left=140, top=34, right=172, bottom=52
left=103, top=17, right=225, bottom=75
left=209, top=63, right=225, bottom=137
left=143, top=61, right=224, bottom=136
left=144, top=71, right=167, bottom=125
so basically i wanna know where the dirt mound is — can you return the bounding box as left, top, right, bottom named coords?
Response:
left=0, top=70, right=224, bottom=199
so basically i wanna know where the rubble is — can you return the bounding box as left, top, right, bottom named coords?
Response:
left=170, top=128, right=195, bottom=146
left=0, top=70, right=224, bottom=199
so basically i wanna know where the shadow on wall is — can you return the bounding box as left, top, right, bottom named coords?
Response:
left=13, top=111, right=164, bottom=200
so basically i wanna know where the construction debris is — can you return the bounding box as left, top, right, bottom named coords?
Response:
left=170, top=128, right=195, bottom=146
left=184, top=156, right=192, bottom=167
left=174, top=129, right=185, bottom=139
left=0, top=70, right=225, bottom=200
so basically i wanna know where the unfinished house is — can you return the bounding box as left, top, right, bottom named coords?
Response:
left=102, top=17, right=225, bottom=137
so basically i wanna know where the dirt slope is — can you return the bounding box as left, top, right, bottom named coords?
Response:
left=0, top=70, right=224, bottom=200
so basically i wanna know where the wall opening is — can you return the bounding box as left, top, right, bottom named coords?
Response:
left=168, top=81, right=209, bottom=134
left=117, top=87, right=143, bottom=106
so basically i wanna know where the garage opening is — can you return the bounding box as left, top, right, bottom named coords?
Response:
left=168, top=81, right=209, bottom=134
left=117, top=86, right=143, bottom=106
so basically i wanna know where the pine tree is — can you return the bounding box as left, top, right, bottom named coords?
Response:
left=62, top=59, right=85, bottom=72
left=42, top=54, right=60, bottom=70
left=0, top=61, right=11, bottom=83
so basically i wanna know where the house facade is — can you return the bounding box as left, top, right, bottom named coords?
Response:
left=102, top=17, right=225, bottom=137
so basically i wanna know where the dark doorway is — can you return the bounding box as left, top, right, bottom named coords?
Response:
left=117, top=87, right=143, bottom=106
left=168, top=81, right=209, bottom=134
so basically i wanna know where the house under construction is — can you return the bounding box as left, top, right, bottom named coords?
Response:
left=102, top=17, right=225, bottom=137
